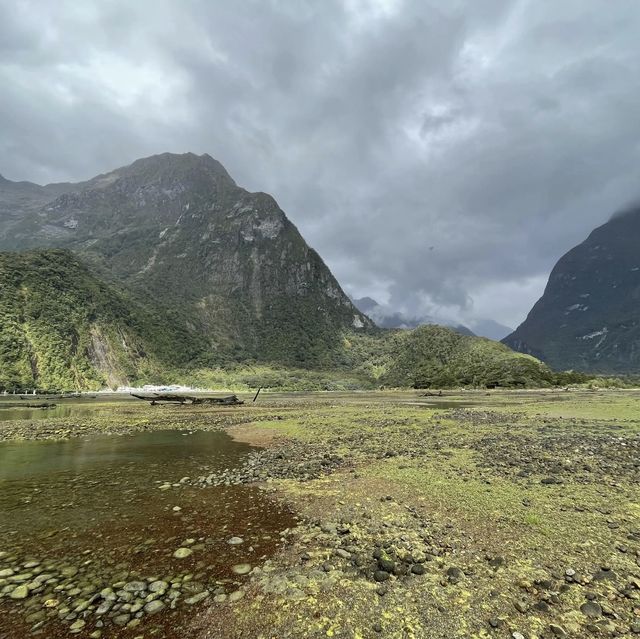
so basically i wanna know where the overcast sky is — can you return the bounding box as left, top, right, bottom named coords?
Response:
left=2, top=0, right=640, bottom=328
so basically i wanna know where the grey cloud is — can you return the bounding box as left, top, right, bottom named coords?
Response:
left=1, top=0, right=639, bottom=328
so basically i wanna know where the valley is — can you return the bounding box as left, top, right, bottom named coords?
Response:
left=1, top=390, right=638, bottom=638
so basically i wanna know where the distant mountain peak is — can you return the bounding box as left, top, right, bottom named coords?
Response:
left=86, top=151, right=237, bottom=193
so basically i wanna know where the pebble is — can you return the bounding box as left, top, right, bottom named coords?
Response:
left=173, top=547, right=193, bottom=559
left=113, top=614, right=131, bottom=626
left=227, top=537, right=244, bottom=545
left=232, top=564, right=252, bottom=575
left=184, top=591, right=210, bottom=605
left=144, top=600, right=165, bottom=615
left=149, top=580, right=169, bottom=593
left=580, top=601, right=602, bottom=618
left=10, top=584, right=29, bottom=599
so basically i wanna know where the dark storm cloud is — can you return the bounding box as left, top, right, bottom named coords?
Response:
left=1, top=0, right=639, bottom=327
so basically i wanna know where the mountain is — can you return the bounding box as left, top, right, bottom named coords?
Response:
left=0, top=173, right=72, bottom=245
left=468, top=319, right=513, bottom=341
left=0, top=153, right=371, bottom=366
left=504, top=206, right=640, bottom=373
left=0, top=252, right=555, bottom=392
left=0, top=153, right=553, bottom=390
left=0, top=249, right=182, bottom=391
left=351, top=296, right=511, bottom=338
left=346, top=324, right=554, bottom=388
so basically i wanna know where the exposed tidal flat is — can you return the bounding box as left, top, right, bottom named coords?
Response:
left=0, top=391, right=639, bottom=638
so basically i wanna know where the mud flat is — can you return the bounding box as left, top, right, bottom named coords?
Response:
left=1, top=390, right=639, bottom=638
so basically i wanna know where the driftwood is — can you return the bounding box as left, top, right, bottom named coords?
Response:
left=130, top=393, right=244, bottom=406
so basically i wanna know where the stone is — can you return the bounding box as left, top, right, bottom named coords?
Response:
left=373, top=570, right=390, bottom=582
left=227, top=537, right=244, bottom=545
left=232, top=564, right=252, bottom=575
left=228, top=590, right=244, bottom=602
left=69, top=620, right=85, bottom=632
left=144, top=600, right=165, bottom=615
left=95, top=601, right=113, bottom=615
left=446, top=566, right=464, bottom=582
left=10, top=584, right=29, bottom=599
left=184, top=591, right=209, bottom=605
left=123, top=581, right=146, bottom=592
left=149, top=580, right=169, bottom=593
left=378, top=557, right=395, bottom=572
left=100, top=587, right=116, bottom=600
left=113, top=614, right=131, bottom=626
left=60, top=566, right=79, bottom=578
left=580, top=601, right=602, bottom=618
left=173, top=548, right=193, bottom=559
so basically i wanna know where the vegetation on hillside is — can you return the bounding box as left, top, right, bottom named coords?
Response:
left=342, top=325, right=557, bottom=388
left=0, top=250, right=190, bottom=391
left=1, top=250, right=622, bottom=393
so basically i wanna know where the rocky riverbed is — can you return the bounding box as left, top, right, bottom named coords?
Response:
left=1, top=390, right=639, bottom=638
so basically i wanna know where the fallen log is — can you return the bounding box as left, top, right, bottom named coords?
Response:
left=130, top=393, right=244, bottom=406
left=192, top=395, right=244, bottom=405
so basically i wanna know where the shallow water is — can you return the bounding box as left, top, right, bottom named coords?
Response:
left=0, top=428, right=295, bottom=638
left=0, top=404, right=104, bottom=422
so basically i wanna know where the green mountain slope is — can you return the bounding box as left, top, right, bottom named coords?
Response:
left=0, top=249, right=192, bottom=391
left=345, top=325, right=554, bottom=388
left=504, top=207, right=640, bottom=373
left=0, top=153, right=371, bottom=366
left=0, top=250, right=556, bottom=391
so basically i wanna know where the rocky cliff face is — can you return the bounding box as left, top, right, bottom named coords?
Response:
left=0, top=153, right=371, bottom=365
left=504, top=207, right=640, bottom=373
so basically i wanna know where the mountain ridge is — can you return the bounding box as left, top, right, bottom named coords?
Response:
left=504, top=206, right=640, bottom=373
left=0, top=153, right=372, bottom=365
